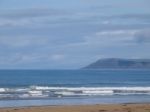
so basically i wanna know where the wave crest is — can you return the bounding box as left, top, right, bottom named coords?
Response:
left=0, top=86, right=150, bottom=100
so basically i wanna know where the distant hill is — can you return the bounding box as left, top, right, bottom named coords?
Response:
left=83, top=58, right=150, bottom=69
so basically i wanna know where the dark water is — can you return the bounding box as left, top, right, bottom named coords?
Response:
left=0, top=69, right=150, bottom=107
left=1, top=70, right=150, bottom=87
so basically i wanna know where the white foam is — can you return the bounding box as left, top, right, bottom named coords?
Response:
left=83, top=90, right=114, bottom=95
left=0, top=86, right=150, bottom=99
left=32, top=86, right=150, bottom=96
left=15, top=88, right=29, bottom=92
left=0, top=88, right=5, bottom=92
left=19, top=94, right=30, bottom=98
left=33, top=86, right=150, bottom=92
left=28, top=91, right=43, bottom=97
left=55, top=91, right=76, bottom=96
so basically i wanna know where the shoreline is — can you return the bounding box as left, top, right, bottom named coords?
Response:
left=0, top=103, right=150, bottom=112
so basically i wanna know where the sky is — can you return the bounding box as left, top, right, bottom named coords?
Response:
left=0, top=0, right=150, bottom=69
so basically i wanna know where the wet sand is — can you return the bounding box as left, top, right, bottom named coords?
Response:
left=0, top=104, right=150, bottom=112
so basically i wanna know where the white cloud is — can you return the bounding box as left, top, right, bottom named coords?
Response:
left=0, top=53, right=65, bottom=65
left=0, top=8, right=66, bottom=19
left=0, top=8, right=71, bottom=27
left=101, top=20, right=111, bottom=25
left=0, top=36, right=48, bottom=47
left=50, top=54, right=65, bottom=61
left=0, top=18, right=31, bottom=27
left=95, top=30, right=137, bottom=36
left=134, top=29, right=150, bottom=43
left=83, top=29, right=150, bottom=46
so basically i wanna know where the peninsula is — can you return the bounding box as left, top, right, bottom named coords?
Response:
left=83, top=58, right=150, bottom=69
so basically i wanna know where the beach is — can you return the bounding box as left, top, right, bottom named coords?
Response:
left=0, top=104, right=150, bottom=112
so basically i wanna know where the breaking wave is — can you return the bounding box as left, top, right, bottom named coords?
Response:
left=0, top=86, right=150, bottom=100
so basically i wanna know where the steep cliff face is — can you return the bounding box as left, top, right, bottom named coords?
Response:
left=83, top=58, right=150, bottom=69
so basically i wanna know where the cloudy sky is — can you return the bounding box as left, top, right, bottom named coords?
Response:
left=0, top=0, right=150, bottom=69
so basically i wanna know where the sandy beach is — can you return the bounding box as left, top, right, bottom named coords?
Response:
left=0, top=104, right=150, bottom=112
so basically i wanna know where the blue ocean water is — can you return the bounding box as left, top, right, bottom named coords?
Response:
left=0, top=69, right=150, bottom=107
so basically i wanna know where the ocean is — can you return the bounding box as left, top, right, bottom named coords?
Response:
left=0, top=69, right=150, bottom=107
